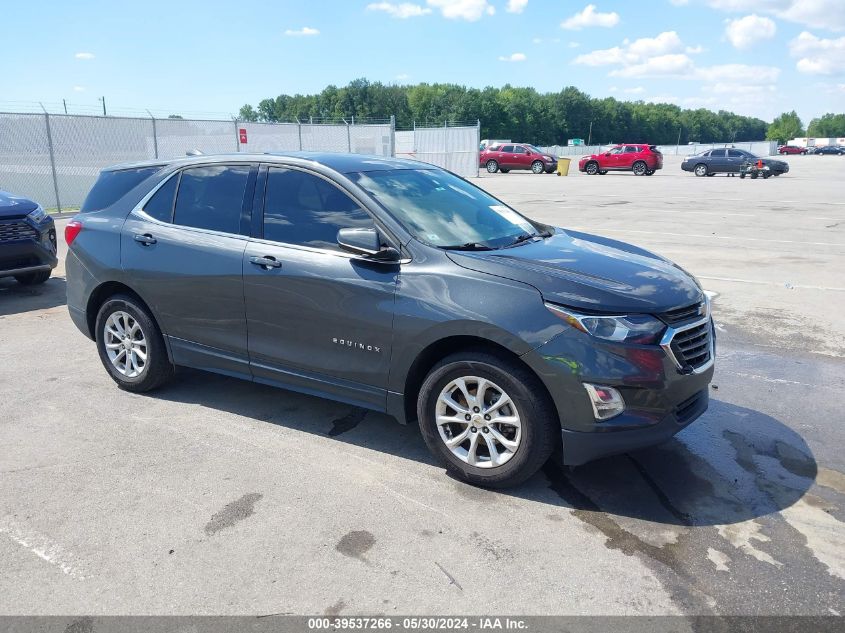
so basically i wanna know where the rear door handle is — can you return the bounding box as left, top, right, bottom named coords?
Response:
left=250, top=255, right=282, bottom=269
left=134, top=233, right=156, bottom=245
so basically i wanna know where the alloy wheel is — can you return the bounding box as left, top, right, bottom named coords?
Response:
left=435, top=376, right=521, bottom=468
left=103, top=311, right=147, bottom=378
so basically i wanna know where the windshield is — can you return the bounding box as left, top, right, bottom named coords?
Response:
left=350, top=169, right=540, bottom=249
left=525, top=145, right=544, bottom=154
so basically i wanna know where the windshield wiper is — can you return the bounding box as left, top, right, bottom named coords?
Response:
left=504, top=233, right=541, bottom=248
left=441, top=242, right=495, bottom=251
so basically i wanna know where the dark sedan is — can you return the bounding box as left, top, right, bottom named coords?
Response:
left=681, top=148, right=789, bottom=177
left=811, top=145, right=844, bottom=155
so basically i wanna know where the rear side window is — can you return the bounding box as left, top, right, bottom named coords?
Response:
left=624, top=146, right=639, bottom=153
left=142, top=175, right=178, bottom=222
left=501, top=145, right=514, bottom=153
left=710, top=149, right=726, bottom=158
left=263, top=168, right=374, bottom=250
left=727, top=149, right=744, bottom=158
left=81, top=166, right=162, bottom=212
left=173, top=165, right=250, bottom=234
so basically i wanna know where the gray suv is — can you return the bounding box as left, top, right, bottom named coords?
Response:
left=66, top=153, right=714, bottom=488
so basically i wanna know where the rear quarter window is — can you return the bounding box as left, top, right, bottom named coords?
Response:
left=81, top=166, right=162, bottom=212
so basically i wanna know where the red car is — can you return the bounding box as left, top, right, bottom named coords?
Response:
left=479, top=143, right=557, bottom=174
left=778, top=145, right=807, bottom=155
left=578, top=144, right=663, bottom=176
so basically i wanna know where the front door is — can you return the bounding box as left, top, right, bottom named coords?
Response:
left=243, top=166, right=398, bottom=410
left=121, top=163, right=255, bottom=377
left=708, top=149, right=728, bottom=173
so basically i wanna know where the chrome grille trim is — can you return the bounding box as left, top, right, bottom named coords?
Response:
left=660, top=317, right=714, bottom=374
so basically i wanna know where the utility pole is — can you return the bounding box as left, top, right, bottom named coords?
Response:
left=677, top=126, right=682, bottom=146
left=62, top=99, right=67, bottom=115
left=99, top=96, right=107, bottom=116
left=587, top=121, right=593, bottom=146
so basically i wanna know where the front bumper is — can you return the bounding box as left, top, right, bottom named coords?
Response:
left=522, top=319, right=715, bottom=465
left=0, top=217, right=58, bottom=279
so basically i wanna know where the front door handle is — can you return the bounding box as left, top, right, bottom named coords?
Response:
left=250, top=255, right=282, bottom=269
left=134, top=233, right=156, bottom=246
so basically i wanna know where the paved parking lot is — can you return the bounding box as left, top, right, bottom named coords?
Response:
left=1, top=154, right=843, bottom=616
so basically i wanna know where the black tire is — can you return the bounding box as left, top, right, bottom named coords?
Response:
left=531, top=160, right=545, bottom=174
left=801, top=151, right=807, bottom=155
left=645, top=169, right=655, bottom=176
left=706, top=173, right=715, bottom=177
left=585, top=161, right=599, bottom=175
left=95, top=294, right=174, bottom=393
left=763, top=172, right=771, bottom=179
left=598, top=170, right=608, bottom=175
left=486, top=160, right=499, bottom=173
left=773, top=172, right=781, bottom=176
left=499, top=168, right=510, bottom=173
left=740, top=173, right=746, bottom=179
left=632, top=161, right=647, bottom=176
left=14, top=270, right=51, bottom=285
left=750, top=171, right=758, bottom=180
left=694, top=163, right=708, bottom=177
left=417, top=351, right=558, bottom=488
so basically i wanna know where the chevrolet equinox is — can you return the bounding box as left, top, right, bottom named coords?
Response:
left=66, top=153, right=714, bottom=487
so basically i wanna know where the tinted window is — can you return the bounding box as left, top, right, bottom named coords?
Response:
left=81, top=167, right=162, bottom=212
left=624, top=146, right=639, bottom=153
left=514, top=145, right=527, bottom=153
left=501, top=145, right=515, bottom=153
left=607, top=147, right=623, bottom=154
left=173, top=165, right=249, bottom=234
left=142, top=174, right=178, bottom=222
left=263, top=168, right=374, bottom=250
left=727, top=149, right=744, bottom=158
left=710, top=149, right=726, bottom=158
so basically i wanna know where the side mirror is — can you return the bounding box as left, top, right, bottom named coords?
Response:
left=337, top=227, right=400, bottom=263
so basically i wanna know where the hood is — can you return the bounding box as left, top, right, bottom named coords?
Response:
left=446, top=229, right=703, bottom=314
left=0, top=191, right=39, bottom=218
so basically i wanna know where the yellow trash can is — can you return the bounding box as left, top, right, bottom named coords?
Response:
left=556, top=157, right=571, bottom=176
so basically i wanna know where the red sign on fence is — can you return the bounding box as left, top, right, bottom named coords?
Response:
left=239, top=128, right=248, bottom=144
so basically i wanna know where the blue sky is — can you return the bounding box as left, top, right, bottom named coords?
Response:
left=2, top=0, right=843, bottom=123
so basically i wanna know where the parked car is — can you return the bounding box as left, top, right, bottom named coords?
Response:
left=479, top=143, right=557, bottom=174
left=577, top=144, right=663, bottom=176
left=681, top=148, right=789, bottom=177
left=0, top=190, right=58, bottom=285
left=777, top=145, right=807, bottom=155
left=812, top=145, right=845, bottom=155
left=66, top=153, right=714, bottom=488
left=479, top=139, right=510, bottom=151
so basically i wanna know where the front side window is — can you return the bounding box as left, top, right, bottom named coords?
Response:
left=350, top=168, right=539, bottom=250
left=709, top=149, right=727, bottom=158
left=263, top=168, right=374, bottom=250
left=607, top=147, right=624, bottom=155
left=173, top=165, right=250, bottom=234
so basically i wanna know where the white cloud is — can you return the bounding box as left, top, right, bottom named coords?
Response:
left=610, top=53, right=696, bottom=77
left=669, top=0, right=689, bottom=5
left=498, top=52, right=527, bottom=62
left=724, top=14, right=776, bottom=49
left=623, top=86, right=645, bottom=94
left=532, top=37, right=543, bottom=44
left=561, top=4, right=619, bottom=30
left=789, top=31, right=845, bottom=74
left=506, top=0, right=528, bottom=13
left=426, top=0, right=494, bottom=20
left=574, top=31, right=683, bottom=66
left=568, top=41, right=580, bottom=48
left=367, top=2, right=431, bottom=18
left=695, top=63, right=781, bottom=84
left=284, top=27, right=320, bottom=36
left=73, top=86, right=85, bottom=92
left=708, top=0, right=845, bottom=32
left=685, top=44, right=705, bottom=53
left=74, top=52, right=95, bottom=60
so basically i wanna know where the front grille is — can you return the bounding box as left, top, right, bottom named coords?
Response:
left=0, top=221, right=38, bottom=244
left=675, top=389, right=707, bottom=425
left=671, top=321, right=712, bottom=369
left=659, top=302, right=704, bottom=325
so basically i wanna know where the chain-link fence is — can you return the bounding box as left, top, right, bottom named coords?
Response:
left=0, top=113, right=404, bottom=211
left=395, top=122, right=481, bottom=178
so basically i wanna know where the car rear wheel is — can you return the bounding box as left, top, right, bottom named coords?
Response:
left=598, top=170, right=608, bottom=175
left=531, top=160, right=544, bottom=174
left=95, top=294, right=174, bottom=393
left=645, top=169, right=655, bottom=176
left=499, top=168, right=509, bottom=173
left=585, top=161, right=599, bottom=175
left=632, top=161, right=647, bottom=176
left=417, top=352, right=557, bottom=488
left=706, top=173, right=715, bottom=177
left=694, top=163, right=708, bottom=177
left=14, top=270, right=51, bottom=285
left=486, top=160, right=499, bottom=173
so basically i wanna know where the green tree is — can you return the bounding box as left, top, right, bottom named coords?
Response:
left=807, top=113, right=845, bottom=138
left=767, top=111, right=804, bottom=143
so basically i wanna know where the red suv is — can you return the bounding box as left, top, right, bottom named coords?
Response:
left=479, top=143, right=557, bottom=174
left=777, top=145, right=807, bottom=155
left=578, top=144, right=663, bottom=176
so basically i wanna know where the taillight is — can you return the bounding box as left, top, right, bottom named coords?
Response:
left=65, top=220, right=83, bottom=245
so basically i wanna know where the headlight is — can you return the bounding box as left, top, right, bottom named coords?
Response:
left=27, top=205, right=48, bottom=224
left=545, top=303, right=665, bottom=344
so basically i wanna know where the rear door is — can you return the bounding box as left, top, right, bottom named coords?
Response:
left=726, top=149, right=745, bottom=173
left=499, top=145, right=517, bottom=168
left=121, top=163, right=256, bottom=377
left=620, top=145, right=639, bottom=169
left=243, top=165, right=398, bottom=410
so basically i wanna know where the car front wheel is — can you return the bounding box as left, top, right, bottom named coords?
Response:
left=531, top=160, right=545, bottom=174
left=14, top=270, right=51, bottom=285
left=95, top=294, right=174, bottom=393
left=694, top=163, right=708, bottom=177
left=486, top=160, right=499, bottom=173
left=585, top=161, right=599, bottom=175
left=417, top=352, right=557, bottom=488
